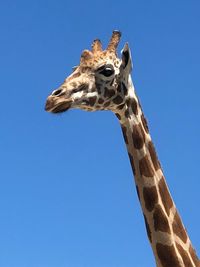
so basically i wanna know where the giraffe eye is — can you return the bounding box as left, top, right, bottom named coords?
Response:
left=99, top=66, right=114, bottom=77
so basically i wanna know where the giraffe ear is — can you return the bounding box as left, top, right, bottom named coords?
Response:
left=121, top=43, right=133, bottom=72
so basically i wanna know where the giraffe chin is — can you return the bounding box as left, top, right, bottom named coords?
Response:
left=51, top=102, right=71, bottom=113
left=45, top=98, right=72, bottom=113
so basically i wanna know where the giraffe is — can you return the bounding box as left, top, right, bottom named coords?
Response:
left=45, top=31, right=199, bottom=267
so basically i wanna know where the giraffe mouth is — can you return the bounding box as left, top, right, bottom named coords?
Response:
left=51, top=102, right=71, bottom=113
left=45, top=96, right=72, bottom=113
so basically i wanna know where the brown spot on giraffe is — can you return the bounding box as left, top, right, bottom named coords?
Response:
left=130, top=98, right=138, bottom=115
left=80, top=66, right=90, bottom=73
left=139, top=155, right=154, bottom=177
left=156, top=243, right=182, bottom=267
left=70, top=82, right=78, bottom=88
left=95, top=105, right=101, bottom=109
left=176, top=242, right=194, bottom=267
left=88, top=96, right=97, bottom=106
left=127, top=98, right=138, bottom=116
left=136, top=185, right=140, bottom=201
left=153, top=204, right=171, bottom=234
left=141, top=113, right=149, bottom=134
left=124, top=109, right=130, bottom=119
left=128, top=152, right=136, bottom=175
left=158, top=177, right=173, bottom=216
left=113, top=95, right=123, bottom=105
left=104, top=101, right=111, bottom=108
left=117, top=103, right=125, bottom=110
left=143, top=214, right=152, bottom=243
left=108, top=89, right=115, bottom=97
left=122, top=126, right=128, bottom=144
left=137, top=98, right=143, bottom=112
left=172, top=211, right=188, bottom=243
left=189, top=244, right=200, bottom=267
left=148, top=141, right=161, bottom=171
left=115, top=113, right=121, bottom=120
left=143, top=186, right=158, bottom=212
left=98, top=98, right=104, bottom=104
left=132, top=123, right=145, bottom=150
left=104, top=88, right=115, bottom=98
left=117, top=83, right=121, bottom=93
left=121, top=82, right=128, bottom=95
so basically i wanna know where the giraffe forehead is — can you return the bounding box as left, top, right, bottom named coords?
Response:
left=80, top=50, right=120, bottom=68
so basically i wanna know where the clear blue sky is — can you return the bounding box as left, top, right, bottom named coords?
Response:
left=1, top=1, right=200, bottom=266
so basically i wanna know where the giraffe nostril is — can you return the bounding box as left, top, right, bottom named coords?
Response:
left=52, top=89, right=63, bottom=96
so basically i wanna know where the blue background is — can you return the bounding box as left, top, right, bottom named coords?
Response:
left=1, top=1, right=199, bottom=266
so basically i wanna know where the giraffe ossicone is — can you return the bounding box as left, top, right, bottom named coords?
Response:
left=45, top=31, right=199, bottom=267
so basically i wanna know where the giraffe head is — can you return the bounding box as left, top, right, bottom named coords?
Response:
left=45, top=31, right=133, bottom=113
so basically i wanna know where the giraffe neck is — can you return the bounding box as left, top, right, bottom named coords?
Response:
left=115, top=76, right=199, bottom=267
